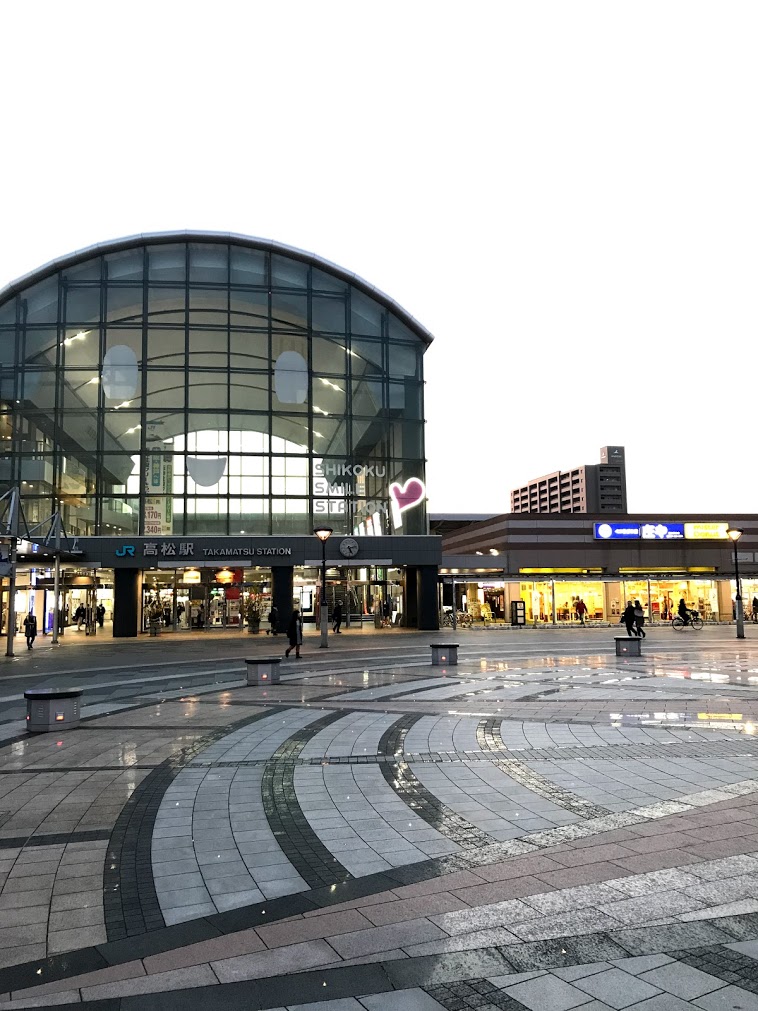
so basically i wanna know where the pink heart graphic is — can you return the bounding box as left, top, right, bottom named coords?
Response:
left=389, top=478, right=426, bottom=513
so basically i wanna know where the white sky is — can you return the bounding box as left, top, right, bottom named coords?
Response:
left=2, top=1, right=756, bottom=516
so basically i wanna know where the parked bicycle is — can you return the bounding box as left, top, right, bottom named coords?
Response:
left=671, top=609, right=703, bottom=631
left=439, top=610, right=473, bottom=628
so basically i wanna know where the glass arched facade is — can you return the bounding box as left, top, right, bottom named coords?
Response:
left=0, top=234, right=431, bottom=539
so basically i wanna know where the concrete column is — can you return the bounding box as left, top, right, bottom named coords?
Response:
left=272, top=566, right=294, bottom=635
left=113, top=568, right=142, bottom=638
left=417, top=565, right=439, bottom=631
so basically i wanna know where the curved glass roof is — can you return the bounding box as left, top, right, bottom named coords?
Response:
left=0, top=230, right=434, bottom=347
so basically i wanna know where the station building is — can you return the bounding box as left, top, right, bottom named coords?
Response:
left=437, top=513, right=758, bottom=624
left=0, top=232, right=440, bottom=636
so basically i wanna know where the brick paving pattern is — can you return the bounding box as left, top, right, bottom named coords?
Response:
left=1, top=627, right=758, bottom=1008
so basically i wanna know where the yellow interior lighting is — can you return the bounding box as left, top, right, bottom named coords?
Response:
left=519, top=567, right=603, bottom=574
left=619, top=566, right=715, bottom=574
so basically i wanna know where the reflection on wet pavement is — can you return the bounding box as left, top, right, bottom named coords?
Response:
left=2, top=629, right=758, bottom=1006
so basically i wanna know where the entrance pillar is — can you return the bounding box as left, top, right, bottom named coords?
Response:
left=417, top=565, right=439, bottom=631
left=113, top=568, right=142, bottom=638
left=272, top=566, right=294, bottom=635
left=605, top=582, right=621, bottom=624
left=405, top=567, right=419, bottom=627
left=717, top=579, right=733, bottom=622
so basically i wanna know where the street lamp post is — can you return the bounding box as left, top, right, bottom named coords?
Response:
left=728, top=528, right=745, bottom=640
left=313, top=526, right=333, bottom=648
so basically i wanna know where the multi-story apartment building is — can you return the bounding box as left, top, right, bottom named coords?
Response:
left=510, top=446, right=627, bottom=514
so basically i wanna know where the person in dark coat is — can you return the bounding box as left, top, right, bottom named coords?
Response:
left=332, top=601, right=343, bottom=634
left=622, top=601, right=637, bottom=637
left=633, top=600, right=646, bottom=638
left=267, top=605, right=279, bottom=636
left=678, top=598, right=690, bottom=625
left=23, top=612, right=37, bottom=650
left=285, top=607, right=303, bottom=658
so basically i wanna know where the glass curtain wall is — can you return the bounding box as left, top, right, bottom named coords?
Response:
left=0, top=240, right=427, bottom=537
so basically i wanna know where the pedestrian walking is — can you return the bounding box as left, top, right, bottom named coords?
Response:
left=96, top=604, right=105, bottom=628
left=752, top=596, right=758, bottom=623
left=23, top=612, right=37, bottom=650
left=633, top=599, right=646, bottom=638
left=284, top=607, right=303, bottom=659
left=576, top=598, right=587, bottom=625
left=74, top=604, right=86, bottom=630
left=622, top=601, right=637, bottom=637
left=267, top=605, right=279, bottom=635
left=332, top=601, right=343, bottom=633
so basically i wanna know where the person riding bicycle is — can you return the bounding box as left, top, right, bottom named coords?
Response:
left=678, top=598, right=690, bottom=625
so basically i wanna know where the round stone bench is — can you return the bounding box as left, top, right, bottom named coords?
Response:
left=430, top=643, right=459, bottom=666
left=614, top=636, right=641, bottom=657
left=245, top=657, right=283, bottom=686
left=24, top=688, right=82, bottom=733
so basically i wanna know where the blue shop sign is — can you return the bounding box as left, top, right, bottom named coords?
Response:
left=640, top=522, right=684, bottom=540
left=594, top=523, right=640, bottom=540
left=594, top=521, right=686, bottom=541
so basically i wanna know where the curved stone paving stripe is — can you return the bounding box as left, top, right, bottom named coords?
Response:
left=477, top=719, right=611, bottom=819
left=402, top=714, right=483, bottom=755
left=104, top=707, right=287, bottom=940
left=3, top=772, right=758, bottom=1001
left=146, top=701, right=758, bottom=929
left=298, top=711, right=401, bottom=759
left=5, top=631, right=758, bottom=1004
left=296, top=763, right=460, bottom=874
left=261, top=711, right=355, bottom=888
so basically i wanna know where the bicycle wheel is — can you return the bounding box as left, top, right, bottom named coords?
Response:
left=671, top=616, right=684, bottom=631
left=691, top=615, right=704, bottom=630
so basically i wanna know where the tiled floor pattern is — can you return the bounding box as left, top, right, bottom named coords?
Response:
left=4, top=634, right=758, bottom=1005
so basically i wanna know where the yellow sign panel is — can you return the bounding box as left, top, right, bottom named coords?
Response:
left=182, top=570, right=201, bottom=584
left=684, top=522, right=729, bottom=540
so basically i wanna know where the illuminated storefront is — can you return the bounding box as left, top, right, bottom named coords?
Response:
left=0, top=233, right=441, bottom=634
left=439, top=513, right=758, bottom=626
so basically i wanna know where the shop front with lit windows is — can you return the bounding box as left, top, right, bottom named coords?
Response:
left=440, top=575, right=726, bottom=626
left=0, top=233, right=441, bottom=637
left=438, top=514, right=758, bottom=627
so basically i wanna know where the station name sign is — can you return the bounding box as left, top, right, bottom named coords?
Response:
left=115, top=541, right=292, bottom=559
left=594, top=521, right=729, bottom=541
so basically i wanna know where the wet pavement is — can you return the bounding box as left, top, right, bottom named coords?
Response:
left=2, top=627, right=758, bottom=1007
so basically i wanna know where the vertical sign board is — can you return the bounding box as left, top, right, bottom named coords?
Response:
left=144, top=453, right=173, bottom=536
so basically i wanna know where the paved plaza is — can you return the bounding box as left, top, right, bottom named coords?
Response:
left=3, top=627, right=758, bottom=1008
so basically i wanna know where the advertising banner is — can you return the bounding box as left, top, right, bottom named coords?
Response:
left=144, top=453, right=173, bottom=536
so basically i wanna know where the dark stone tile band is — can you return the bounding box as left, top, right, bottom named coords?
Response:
left=0, top=828, right=112, bottom=851
left=378, top=714, right=495, bottom=848
left=261, top=709, right=354, bottom=888
left=478, top=717, right=611, bottom=819
left=103, top=706, right=287, bottom=941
